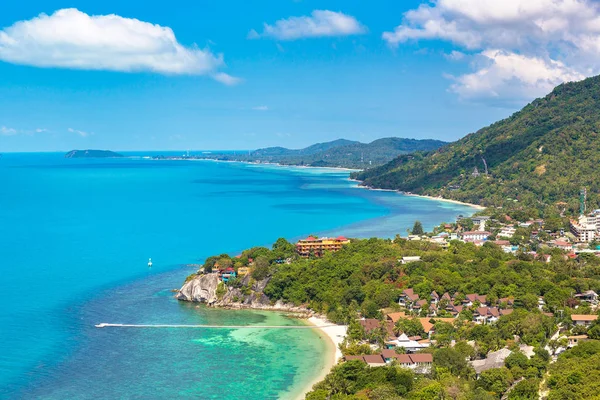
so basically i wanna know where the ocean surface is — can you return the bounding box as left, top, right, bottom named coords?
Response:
left=0, top=153, right=476, bottom=399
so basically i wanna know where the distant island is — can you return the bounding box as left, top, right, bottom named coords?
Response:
left=153, top=137, right=447, bottom=169
left=65, top=150, right=124, bottom=158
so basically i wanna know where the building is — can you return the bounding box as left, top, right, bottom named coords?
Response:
left=498, top=226, right=516, bottom=238
left=472, top=216, right=490, bottom=230
left=461, top=231, right=491, bottom=242
left=346, top=352, right=433, bottom=373
left=571, top=314, right=598, bottom=326
left=398, top=288, right=420, bottom=307
left=575, top=290, right=598, bottom=304
left=295, top=236, right=350, bottom=258
left=470, top=348, right=513, bottom=376
left=401, top=256, right=422, bottom=264
left=237, top=266, right=252, bottom=276
left=570, top=215, right=598, bottom=243
left=473, top=307, right=513, bottom=324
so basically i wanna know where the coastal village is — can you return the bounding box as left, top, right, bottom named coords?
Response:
left=179, top=190, right=600, bottom=399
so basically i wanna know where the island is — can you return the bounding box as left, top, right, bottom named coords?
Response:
left=152, top=137, right=447, bottom=169
left=64, top=149, right=124, bottom=158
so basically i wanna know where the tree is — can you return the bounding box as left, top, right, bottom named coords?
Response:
left=395, top=318, right=425, bottom=337
left=433, top=348, right=471, bottom=378
left=251, top=256, right=270, bottom=280
left=412, top=220, right=424, bottom=235
left=478, top=367, right=513, bottom=397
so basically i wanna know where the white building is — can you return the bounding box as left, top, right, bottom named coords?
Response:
left=570, top=214, right=598, bottom=243
left=498, top=226, right=516, bottom=238
left=461, top=231, right=491, bottom=242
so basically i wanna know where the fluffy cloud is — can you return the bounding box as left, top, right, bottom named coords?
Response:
left=449, top=50, right=585, bottom=101
left=249, top=10, right=366, bottom=40
left=0, top=8, right=238, bottom=82
left=383, top=0, right=600, bottom=102
left=252, top=105, right=269, bottom=111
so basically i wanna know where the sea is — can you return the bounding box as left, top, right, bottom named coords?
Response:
left=0, top=152, right=477, bottom=399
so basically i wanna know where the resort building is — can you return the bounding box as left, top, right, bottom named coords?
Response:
left=497, top=226, right=516, bottom=238
left=345, top=353, right=433, bottom=373
left=295, top=236, right=350, bottom=258
left=570, top=215, right=598, bottom=243
left=575, top=290, right=598, bottom=304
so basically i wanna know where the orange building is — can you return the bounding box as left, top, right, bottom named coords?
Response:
left=296, top=236, right=350, bottom=258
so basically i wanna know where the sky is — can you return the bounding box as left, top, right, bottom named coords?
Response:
left=1, top=0, right=599, bottom=152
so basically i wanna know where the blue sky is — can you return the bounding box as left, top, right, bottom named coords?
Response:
left=0, top=0, right=597, bottom=151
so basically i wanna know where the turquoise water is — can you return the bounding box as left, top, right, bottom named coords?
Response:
left=0, top=153, right=476, bottom=399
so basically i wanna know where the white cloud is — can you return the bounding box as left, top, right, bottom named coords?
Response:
left=383, top=0, right=600, bottom=102
left=68, top=128, right=92, bottom=137
left=252, top=106, right=269, bottom=111
left=35, top=128, right=48, bottom=133
left=249, top=10, right=366, bottom=40
left=1, top=126, right=17, bottom=136
left=0, top=8, right=239, bottom=83
left=212, top=72, right=242, bottom=86
left=449, top=50, right=585, bottom=101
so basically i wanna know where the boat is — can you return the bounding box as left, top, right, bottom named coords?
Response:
left=148, top=258, right=153, bottom=268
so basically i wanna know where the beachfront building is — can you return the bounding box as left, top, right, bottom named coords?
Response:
left=345, top=353, right=433, bottom=373
left=386, top=333, right=430, bottom=353
left=295, top=236, right=350, bottom=258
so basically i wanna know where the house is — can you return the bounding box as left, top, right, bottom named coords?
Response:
left=359, top=319, right=396, bottom=339
left=574, top=290, right=598, bottom=304
left=473, top=307, right=513, bottom=324
left=386, top=312, right=407, bottom=324
left=550, top=240, right=573, bottom=251
left=567, top=335, right=589, bottom=347
left=461, top=231, right=491, bottom=242
left=571, top=315, right=598, bottom=327
left=295, top=236, right=350, bottom=258
left=430, top=291, right=440, bottom=305
left=401, top=256, right=422, bottom=264
left=219, top=268, right=237, bottom=282
left=362, top=354, right=387, bottom=367
left=463, top=293, right=488, bottom=307
left=348, top=352, right=433, bottom=373
left=398, top=288, right=420, bottom=307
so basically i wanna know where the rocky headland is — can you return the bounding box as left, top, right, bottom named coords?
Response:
left=176, top=273, right=313, bottom=317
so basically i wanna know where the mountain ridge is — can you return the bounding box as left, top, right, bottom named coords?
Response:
left=353, top=75, right=600, bottom=214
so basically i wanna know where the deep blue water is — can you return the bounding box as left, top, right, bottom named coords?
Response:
left=0, top=153, right=476, bottom=399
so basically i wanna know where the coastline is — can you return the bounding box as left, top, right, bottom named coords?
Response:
left=347, top=178, right=485, bottom=211
left=288, top=316, right=347, bottom=400
left=194, top=158, right=484, bottom=211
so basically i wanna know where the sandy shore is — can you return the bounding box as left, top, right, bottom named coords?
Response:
left=400, top=192, right=486, bottom=210
left=292, top=316, right=347, bottom=400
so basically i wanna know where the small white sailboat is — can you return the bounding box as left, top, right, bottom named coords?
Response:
left=148, top=258, right=153, bottom=268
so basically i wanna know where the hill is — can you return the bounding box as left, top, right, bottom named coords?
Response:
left=65, top=150, right=123, bottom=158
left=198, top=137, right=447, bottom=169
left=353, top=75, right=600, bottom=214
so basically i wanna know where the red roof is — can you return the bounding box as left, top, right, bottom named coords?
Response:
left=337, top=236, right=348, bottom=241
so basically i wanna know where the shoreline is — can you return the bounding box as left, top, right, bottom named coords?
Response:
left=195, top=158, right=485, bottom=211
left=288, top=316, right=347, bottom=400
left=347, top=178, right=485, bottom=211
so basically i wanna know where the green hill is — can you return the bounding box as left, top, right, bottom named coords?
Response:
left=353, top=75, right=600, bottom=213
left=200, top=137, right=447, bottom=169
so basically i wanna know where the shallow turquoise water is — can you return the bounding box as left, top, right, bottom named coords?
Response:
left=0, top=153, right=476, bottom=399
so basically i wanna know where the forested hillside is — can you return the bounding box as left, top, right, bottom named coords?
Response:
left=353, top=75, right=600, bottom=213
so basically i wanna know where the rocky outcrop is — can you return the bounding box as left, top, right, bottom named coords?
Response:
left=176, top=273, right=313, bottom=316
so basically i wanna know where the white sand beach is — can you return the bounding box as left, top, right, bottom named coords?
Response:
left=292, top=316, right=347, bottom=400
